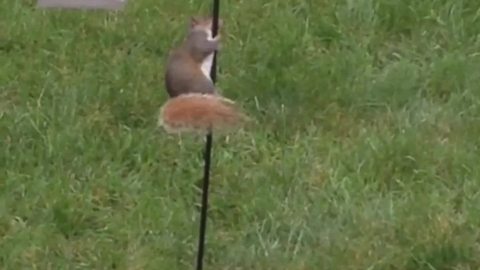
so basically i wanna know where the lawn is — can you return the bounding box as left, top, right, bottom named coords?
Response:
left=1, top=0, right=480, bottom=269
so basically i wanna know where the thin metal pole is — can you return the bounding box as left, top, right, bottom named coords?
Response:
left=209, top=0, right=220, bottom=81
left=196, top=132, right=213, bottom=270
left=195, top=1, right=220, bottom=270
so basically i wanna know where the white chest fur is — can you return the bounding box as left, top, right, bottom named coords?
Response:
left=201, top=54, right=214, bottom=81
left=200, top=29, right=214, bottom=81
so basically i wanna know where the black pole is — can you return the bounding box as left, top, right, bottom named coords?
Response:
left=196, top=1, right=220, bottom=270
left=196, top=132, right=212, bottom=270
left=210, top=0, right=220, bottom=81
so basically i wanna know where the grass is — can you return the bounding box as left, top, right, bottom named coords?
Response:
left=1, top=0, right=480, bottom=269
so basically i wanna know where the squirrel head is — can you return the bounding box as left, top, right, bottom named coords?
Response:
left=189, top=16, right=223, bottom=34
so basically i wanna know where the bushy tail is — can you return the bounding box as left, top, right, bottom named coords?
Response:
left=158, top=93, right=249, bottom=134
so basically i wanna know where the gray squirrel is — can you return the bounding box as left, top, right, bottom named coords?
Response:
left=165, top=16, right=223, bottom=98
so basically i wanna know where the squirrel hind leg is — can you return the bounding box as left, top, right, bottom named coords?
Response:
left=190, top=78, right=216, bottom=95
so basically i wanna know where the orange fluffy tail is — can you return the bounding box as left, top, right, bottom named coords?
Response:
left=158, top=93, right=249, bottom=134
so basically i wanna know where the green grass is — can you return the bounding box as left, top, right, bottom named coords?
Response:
left=1, top=0, right=480, bottom=269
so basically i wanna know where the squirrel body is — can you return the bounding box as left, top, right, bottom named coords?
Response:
left=165, top=17, right=222, bottom=98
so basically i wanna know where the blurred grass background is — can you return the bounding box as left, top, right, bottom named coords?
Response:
left=1, top=0, right=480, bottom=269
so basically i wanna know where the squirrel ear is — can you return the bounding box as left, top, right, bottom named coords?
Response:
left=190, top=16, right=199, bottom=27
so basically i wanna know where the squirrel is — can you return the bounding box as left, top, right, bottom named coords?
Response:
left=159, top=17, right=250, bottom=135
left=165, top=16, right=223, bottom=98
